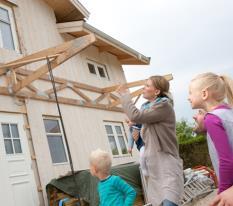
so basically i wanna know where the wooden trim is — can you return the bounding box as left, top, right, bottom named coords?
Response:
left=0, top=109, right=27, bottom=114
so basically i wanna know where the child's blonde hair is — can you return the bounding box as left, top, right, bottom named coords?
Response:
left=191, top=72, right=233, bottom=106
left=89, top=149, right=112, bottom=174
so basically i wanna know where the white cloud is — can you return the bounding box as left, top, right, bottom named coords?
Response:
left=80, top=0, right=233, bottom=122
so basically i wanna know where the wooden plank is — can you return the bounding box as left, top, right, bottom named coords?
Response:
left=45, top=83, right=67, bottom=95
left=70, top=86, right=92, bottom=102
left=0, top=86, right=123, bottom=112
left=102, top=74, right=173, bottom=93
left=109, top=88, right=144, bottom=108
left=16, top=68, right=103, bottom=93
left=94, top=93, right=106, bottom=103
left=0, top=54, right=59, bottom=71
left=0, top=37, right=80, bottom=70
left=16, top=75, right=38, bottom=93
left=109, top=93, right=119, bottom=101
left=12, top=34, right=96, bottom=93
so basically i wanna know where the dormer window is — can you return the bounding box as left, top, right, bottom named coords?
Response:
left=87, top=60, right=109, bottom=80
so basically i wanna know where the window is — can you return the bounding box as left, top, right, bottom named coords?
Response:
left=104, top=122, right=128, bottom=156
left=43, top=119, right=68, bottom=164
left=1, top=123, right=22, bottom=154
left=97, top=66, right=106, bottom=78
left=88, top=63, right=96, bottom=74
left=0, top=3, right=18, bottom=51
left=87, top=60, right=109, bottom=79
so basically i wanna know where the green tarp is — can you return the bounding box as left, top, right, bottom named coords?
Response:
left=46, top=162, right=143, bottom=206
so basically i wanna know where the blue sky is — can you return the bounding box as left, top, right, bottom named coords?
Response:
left=79, top=0, right=233, bottom=122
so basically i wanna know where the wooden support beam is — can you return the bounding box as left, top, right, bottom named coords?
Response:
left=70, top=86, right=92, bottom=102
left=0, top=55, right=59, bottom=71
left=94, top=93, right=107, bottom=103
left=102, top=74, right=173, bottom=93
left=0, top=86, right=123, bottom=112
left=16, top=75, right=38, bottom=93
left=109, top=88, right=144, bottom=108
left=109, top=93, right=119, bottom=101
left=0, top=36, right=85, bottom=70
left=45, top=83, right=67, bottom=95
left=16, top=68, right=102, bottom=93
left=12, top=34, right=96, bottom=93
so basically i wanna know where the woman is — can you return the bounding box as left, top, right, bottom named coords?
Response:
left=117, top=76, right=184, bottom=206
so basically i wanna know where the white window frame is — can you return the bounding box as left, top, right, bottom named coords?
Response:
left=0, top=2, right=19, bottom=52
left=104, top=121, right=129, bottom=157
left=43, top=117, right=69, bottom=165
left=1, top=122, right=23, bottom=155
left=87, top=59, right=110, bottom=80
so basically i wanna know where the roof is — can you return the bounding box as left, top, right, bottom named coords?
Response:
left=43, top=0, right=90, bottom=22
left=57, top=21, right=151, bottom=65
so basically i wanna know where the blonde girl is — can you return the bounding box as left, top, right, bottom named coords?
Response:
left=188, top=72, right=233, bottom=194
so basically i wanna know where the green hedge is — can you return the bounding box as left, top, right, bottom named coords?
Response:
left=179, top=137, right=212, bottom=169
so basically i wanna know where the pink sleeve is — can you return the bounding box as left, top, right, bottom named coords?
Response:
left=204, top=114, right=233, bottom=193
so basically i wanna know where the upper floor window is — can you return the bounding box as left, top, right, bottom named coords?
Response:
left=0, top=3, right=18, bottom=51
left=87, top=60, right=109, bottom=80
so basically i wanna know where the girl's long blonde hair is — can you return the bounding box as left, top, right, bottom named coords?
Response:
left=192, top=72, right=233, bottom=106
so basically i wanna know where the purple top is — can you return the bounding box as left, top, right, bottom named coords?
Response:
left=204, top=104, right=233, bottom=193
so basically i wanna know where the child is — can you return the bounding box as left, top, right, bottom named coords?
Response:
left=89, top=149, right=136, bottom=206
left=188, top=72, right=233, bottom=194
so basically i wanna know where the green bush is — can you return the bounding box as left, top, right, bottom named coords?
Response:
left=176, top=120, right=212, bottom=168
left=176, top=119, right=205, bottom=144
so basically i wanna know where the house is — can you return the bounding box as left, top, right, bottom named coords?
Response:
left=0, top=0, right=162, bottom=205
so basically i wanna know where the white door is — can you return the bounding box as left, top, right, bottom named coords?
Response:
left=0, top=113, right=39, bottom=206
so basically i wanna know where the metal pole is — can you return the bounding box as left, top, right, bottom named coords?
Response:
left=46, top=57, right=81, bottom=206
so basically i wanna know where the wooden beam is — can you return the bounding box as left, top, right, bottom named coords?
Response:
left=45, top=83, right=67, bottom=95
left=0, top=55, right=59, bottom=71
left=0, top=86, right=123, bottom=113
left=102, top=74, right=173, bottom=93
left=109, top=93, right=119, bottom=101
left=16, top=68, right=102, bottom=93
left=109, top=88, right=144, bottom=108
left=70, top=86, right=92, bottom=102
left=94, top=93, right=106, bottom=103
left=12, top=34, right=96, bottom=93
left=16, top=75, right=38, bottom=93
left=0, top=36, right=83, bottom=70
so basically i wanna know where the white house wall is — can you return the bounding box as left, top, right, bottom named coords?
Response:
left=26, top=99, right=138, bottom=205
